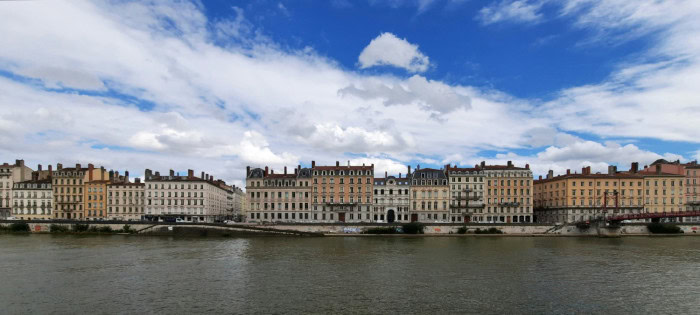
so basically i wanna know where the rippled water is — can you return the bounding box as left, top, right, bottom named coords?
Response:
left=1, top=235, right=699, bottom=314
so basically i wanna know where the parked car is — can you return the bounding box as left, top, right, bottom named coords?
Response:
left=175, top=218, right=184, bottom=223
left=6, top=216, right=19, bottom=220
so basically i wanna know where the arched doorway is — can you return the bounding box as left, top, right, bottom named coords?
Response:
left=387, top=210, right=396, bottom=223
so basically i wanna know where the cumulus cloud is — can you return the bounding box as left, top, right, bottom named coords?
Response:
left=477, top=0, right=544, bottom=25
left=358, top=33, right=430, bottom=73
left=339, top=75, right=471, bottom=116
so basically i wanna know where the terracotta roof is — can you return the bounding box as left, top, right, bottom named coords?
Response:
left=535, top=172, right=643, bottom=184
left=313, top=165, right=373, bottom=171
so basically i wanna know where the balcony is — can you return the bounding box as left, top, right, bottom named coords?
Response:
left=498, top=202, right=521, bottom=207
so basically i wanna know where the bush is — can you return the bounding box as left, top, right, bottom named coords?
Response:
left=457, top=226, right=468, bottom=234
left=98, top=226, right=113, bottom=233
left=50, top=224, right=70, bottom=233
left=88, top=226, right=99, bottom=233
left=474, top=227, right=504, bottom=234
left=72, top=224, right=90, bottom=232
left=402, top=222, right=424, bottom=234
left=121, top=224, right=133, bottom=233
left=647, top=223, right=683, bottom=234
left=364, top=227, right=397, bottom=234
left=10, top=223, right=30, bottom=232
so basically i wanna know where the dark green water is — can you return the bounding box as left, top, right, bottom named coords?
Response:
left=1, top=235, right=699, bottom=314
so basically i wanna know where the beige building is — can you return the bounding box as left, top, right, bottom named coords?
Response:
left=409, top=166, right=449, bottom=222
left=686, top=164, right=700, bottom=212
left=311, top=161, right=374, bottom=223
left=245, top=165, right=312, bottom=223
left=445, top=165, right=485, bottom=223
left=372, top=173, right=410, bottom=223
left=0, top=160, right=33, bottom=219
left=107, top=172, right=145, bottom=221
left=483, top=161, right=533, bottom=223
left=641, top=164, right=684, bottom=214
left=12, top=176, right=52, bottom=220
left=144, top=169, right=229, bottom=223
left=52, top=163, right=108, bottom=220
left=85, top=180, right=108, bottom=220
left=534, top=164, right=644, bottom=224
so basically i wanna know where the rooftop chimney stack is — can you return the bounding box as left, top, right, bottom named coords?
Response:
left=631, top=162, right=639, bottom=173
left=88, top=164, right=94, bottom=181
left=76, top=163, right=81, bottom=169
left=48, top=165, right=52, bottom=173
left=336, top=161, right=340, bottom=167
left=481, top=161, right=486, bottom=168
left=294, top=168, right=298, bottom=175
left=525, top=164, right=530, bottom=170
left=547, top=170, right=554, bottom=179
left=539, top=175, right=542, bottom=180
left=125, top=171, right=129, bottom=182
left=109, top=170, right=114, bottom=181
left=507, top=161, right=513, bottom=167
left=385, top=171, right=388, bottom=178
left=201, top=171, right=205, bottom=179
left=38, top=164, right=42, bottom=171
left=246, top=166, right=250, bottom=176
left=57, top=163, right=63, bottom=170
left=264, top=166, right=268, bottom=175
left=169, top=169, right=174, bottom=177
left=417, top=164, right=421, bottom=170
left=284, top=166, right=287, bottom=174
left=188, top=169, right=194, bottom=178
left=407, top=165, right=411, bottom=175
left=311, top=161, right=315, bottom=168
left=566, top=169, right=571, bottom=175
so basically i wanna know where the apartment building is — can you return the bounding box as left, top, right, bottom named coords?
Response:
left=483, top=161, right=533, bottom=223
left=640, top=164, right=685, bottom=215
left=12, top=175, right=52, bottom=220
left=0, top=160, right=33, bottom=219
left=245, top=165, right=312, bottom=223
left=372, top=172, right=410, bottom=223
left=311, top=161, right=374, bottom=223
left=686, top=164, right=700, bottom=212
left=144, top=169, right=229, bottom=223
left=445, top=165, right=485, bottom=223
left=52, top=163, right=108, bottom=219
left=534, top=164, right=644, bottom=224
left=107, top=171, right=145, bottom=221
left=409, top=166, right=449, bottom=222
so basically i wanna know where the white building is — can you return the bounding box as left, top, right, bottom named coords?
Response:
left=144, top=169, right=230, bottom=223
left=0, top=160, right=33, bottom=219
left=372, top=173, right=410, bottom=223
left=12, top=177, right=52, bottom=220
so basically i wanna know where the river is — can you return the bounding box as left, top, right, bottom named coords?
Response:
left=1, top=235, right=699, bottom=314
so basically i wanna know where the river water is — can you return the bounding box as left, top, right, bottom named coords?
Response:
left=1, top=235, right=699, bottom=314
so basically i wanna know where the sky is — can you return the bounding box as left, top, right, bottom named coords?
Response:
left=1, top=0, right=699, bottom=188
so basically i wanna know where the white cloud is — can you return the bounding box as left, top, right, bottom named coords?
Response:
left=358, top=33, right=430, bottom=73
left=477, top=0, right=544, bottom=25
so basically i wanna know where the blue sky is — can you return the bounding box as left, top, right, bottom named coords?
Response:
left=0, top=0, right=699, bottom=186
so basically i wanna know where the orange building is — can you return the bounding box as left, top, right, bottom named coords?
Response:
left=311, top=161, right=373, bottom=223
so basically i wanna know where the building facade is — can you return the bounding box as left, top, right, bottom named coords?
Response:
left=12, top=178, right=52, bottom=220
left=641, top=164, right=685, bottom=215
left=372, top=173, right=410, bottom=223
left=686, top=164, right=700, bottom=213
left=534, top=165, right=644, bottom=224
left=409, top=166, right=449, bottom=222
left=445, top=165, right=485, bottom=223
left=483, top=161, right=533, bottom=223
left=144, top=169, right=229, bottom=223
left=85, top=180, right=108, bottom=220
left=52, top=163, right=108, bottom=220
left=0, top=160, right=33, bottom=219
left=107, top=176, right=145, bottom=221
left=245, top=166, right=312, bottom=223
left=311, top=161, right=374, bottom=223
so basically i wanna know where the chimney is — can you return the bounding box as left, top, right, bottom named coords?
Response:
left=399, top=173, right=402, bottom=178
left=336, top=161, right=340, bottom=167
left=407, top=165, right=411, bottom=175
left=109, top=170, right=114, bottom=181
left=294, top=168, right=298, bottom=175
left=16, top=159, right=24, bottom=167
left=507, top=161, right=513, bottom=167
left=38, top=164, right=42, bottom=171
left=525, top=164, right=530, bottom=170
left=311, top=160, right=315, bottom=168
left=155, top=171, right=160, bottom=177
left=135, top=178, right=141, bottom=184
left=88, top=164, right=94, bottom=181
left=284, top=166, right=287, bottom=174
left=188, top=169, right=194, bottom=178
left=547, top=170, right=553, bottom=179
left=48, top=165, right=52, bottom=173
left=264, top=166, right=268, bottom=175
left=57, top=163, right=62, bottom=170
left=169, top=169, right=174, bottom=177
left=100, top=166, right=105, bottom=180
left=631, top=162, right=639, bottom=173
left=417, top=164, right=420, bottom=170
left=246, top=166, right=250, bottom=176
left=539, top=175, right=542, bottom=180
left=480, top=161, right=486, bottom=168
left=348, top=160, right=350, bottom=167
left=566, top=169, right=570, bottom=175
left=271, top=169, right=274, bottom=174
left=656, top=164, right=662, bottom=175
left=125, top=171, right=129, bottom=182
left=201, top=171, right=205, bottom=179
left=385, top=171, right=388, bottom=178
left=76, top=163, right=81, bottom=169
left=608, top=165, right=616, bottom=175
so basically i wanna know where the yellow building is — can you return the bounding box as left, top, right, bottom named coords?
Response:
left=311, top=161, right=374, bottom=223
left=53, top=163, right=108, bottom=220
left=641, top=164, right=684, bottom=214
left=85, top=180, right=108, bottom=220
left=409, top=166, right=449, bottom=222
left=534, top=165, right=644, bottom=224
left=483, top=161, right=533, bottom=223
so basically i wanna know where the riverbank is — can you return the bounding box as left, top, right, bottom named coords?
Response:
left=2, top=220, right=700, bottom=237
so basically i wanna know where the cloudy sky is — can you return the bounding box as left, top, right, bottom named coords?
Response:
left=1, top=0, right=699, bottom=187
